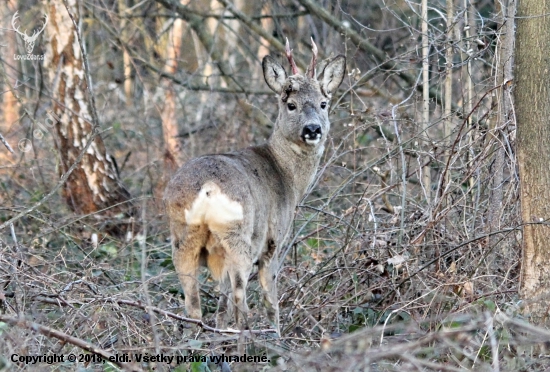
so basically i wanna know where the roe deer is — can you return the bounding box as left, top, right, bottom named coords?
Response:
left=164, top=39, right=345, bottom=333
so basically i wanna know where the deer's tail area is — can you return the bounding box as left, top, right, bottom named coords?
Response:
left=184, top=181, right=244, bottom=232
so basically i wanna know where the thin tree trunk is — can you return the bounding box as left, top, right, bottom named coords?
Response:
left=488, top=0, right=515, bottom=247
left=45, top=0, right=132, bottom=228
left=0, top=0, right=18, bottom=163
left=516, top=0, right=550, bottom=325
left=256, top=2, right=272, bottom=68
left=463, top=0, right=476, bottom=195
left=161, top=8, right=184, bottom=173
left=443, top=0, right=453, bottom=196
left=119, top=0, right=133, bottom=106
left=421, top=0, right=431, bottom=204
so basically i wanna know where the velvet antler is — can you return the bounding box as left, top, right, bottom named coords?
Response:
left=306, top=37, right=318, bottom=78
left=285, top=38, right=299, bottom=75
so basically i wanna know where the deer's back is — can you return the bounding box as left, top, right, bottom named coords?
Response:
left=164, top=144, right=296, bottom=250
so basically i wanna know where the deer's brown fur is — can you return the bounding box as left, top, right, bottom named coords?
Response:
left=164, top=43, right=345, bottom=333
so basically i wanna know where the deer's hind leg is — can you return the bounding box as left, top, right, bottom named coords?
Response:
left=215, top=273, right=232, bottom=328
left=258, top=239, right=280, bottom=334
left=171, top=224, right=208, bottom=320
left=216, top=234, right=254, bottom=329
left=203, top=235, right=233, bottom=328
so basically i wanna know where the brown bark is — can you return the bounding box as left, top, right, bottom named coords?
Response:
left=161, top=10, right=184, bottom=173
left=256, top=2, right=272, bottom=63
left=119, top=0, right=133, bottom=106
left=45, top=0, right=131, bottom=225
left=516, top=0, right=550, bottom=325
left=0, top=0, right=18, bottom=163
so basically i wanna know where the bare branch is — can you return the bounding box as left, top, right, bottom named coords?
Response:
left=115, top=299, right=278, bottom=335
left=216, top=0, right=308, bottom=70
left=0, top=132, right=14, bottom=154
left=296, top=0, right=458, bottom=114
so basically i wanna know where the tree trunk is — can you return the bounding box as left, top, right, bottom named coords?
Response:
left=119, top=0, right=133, bottom=106
left=516, top=0, right=550, bottom=325
left=0, top=0, right=18, bottom=163
left=160, top=6, right=184, bottom=173
left=488, top=0, right=515, bottom=250
left=45, top=0, right=132, bottom=228
left=421, top=0, right=431, bottom=205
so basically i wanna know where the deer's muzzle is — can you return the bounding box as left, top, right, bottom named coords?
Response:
left=302, top=124, right=322, bottom=145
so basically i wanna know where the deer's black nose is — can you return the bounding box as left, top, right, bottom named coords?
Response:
left=302, top=124, right=322, bottom=142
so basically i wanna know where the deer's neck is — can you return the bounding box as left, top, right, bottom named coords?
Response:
left=267, top=131, right=323, bottom=205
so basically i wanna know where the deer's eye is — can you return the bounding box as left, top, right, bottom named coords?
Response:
left=287, top=103, right=297, bottom=111
left=321, top=102, right=327, bottom=109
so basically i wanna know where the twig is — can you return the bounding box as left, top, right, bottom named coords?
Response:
left=216, top=0, right=308, bottom=70
left=485, top=312, right=500, bottom=372
left=115, top=299, right=278, bottom=335
left=32, top=295, right=278, bottom=335
left=138, top=199, right=161, bottom=354
left=297, top=0, right=457, bottom=114
left=138, top=10, right=308, bottom=20
left=0, top=132, right=14, bottom=153
left=375, top=222, right=549, bottom=306
left=392, top=71, right=421, bottom=245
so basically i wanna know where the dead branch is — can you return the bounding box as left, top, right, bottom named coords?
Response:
left=32, top=295, right=278, bottom=335
left=115, top=299, right=278, bottom=335
left=0, top=132, right=14, bottom=154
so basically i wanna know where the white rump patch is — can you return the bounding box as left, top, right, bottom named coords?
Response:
left=184, top=182, right=244, bottom=229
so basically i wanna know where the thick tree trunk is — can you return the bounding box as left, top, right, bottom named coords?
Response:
left=516, top=0, right=550, bottom=325
left=45, top=0, right=131, bottom=225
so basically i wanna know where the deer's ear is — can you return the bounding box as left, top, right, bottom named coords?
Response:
left=319, top=55, right=346, bottom=98
left=263, top=56, right=287, bottom=94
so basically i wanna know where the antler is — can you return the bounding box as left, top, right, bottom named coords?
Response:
left=306, top=37, right=318, bottom=79
left=285, top=38, right=299, bottom=75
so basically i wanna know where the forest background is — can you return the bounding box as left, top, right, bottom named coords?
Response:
left=1, top=0, right=549, bottom=371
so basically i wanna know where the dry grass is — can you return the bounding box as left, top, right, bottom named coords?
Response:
left=0, top=87, right=534, bottom=371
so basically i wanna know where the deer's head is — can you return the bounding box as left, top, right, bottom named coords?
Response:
left=262, top=39, right=345, bottom=154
